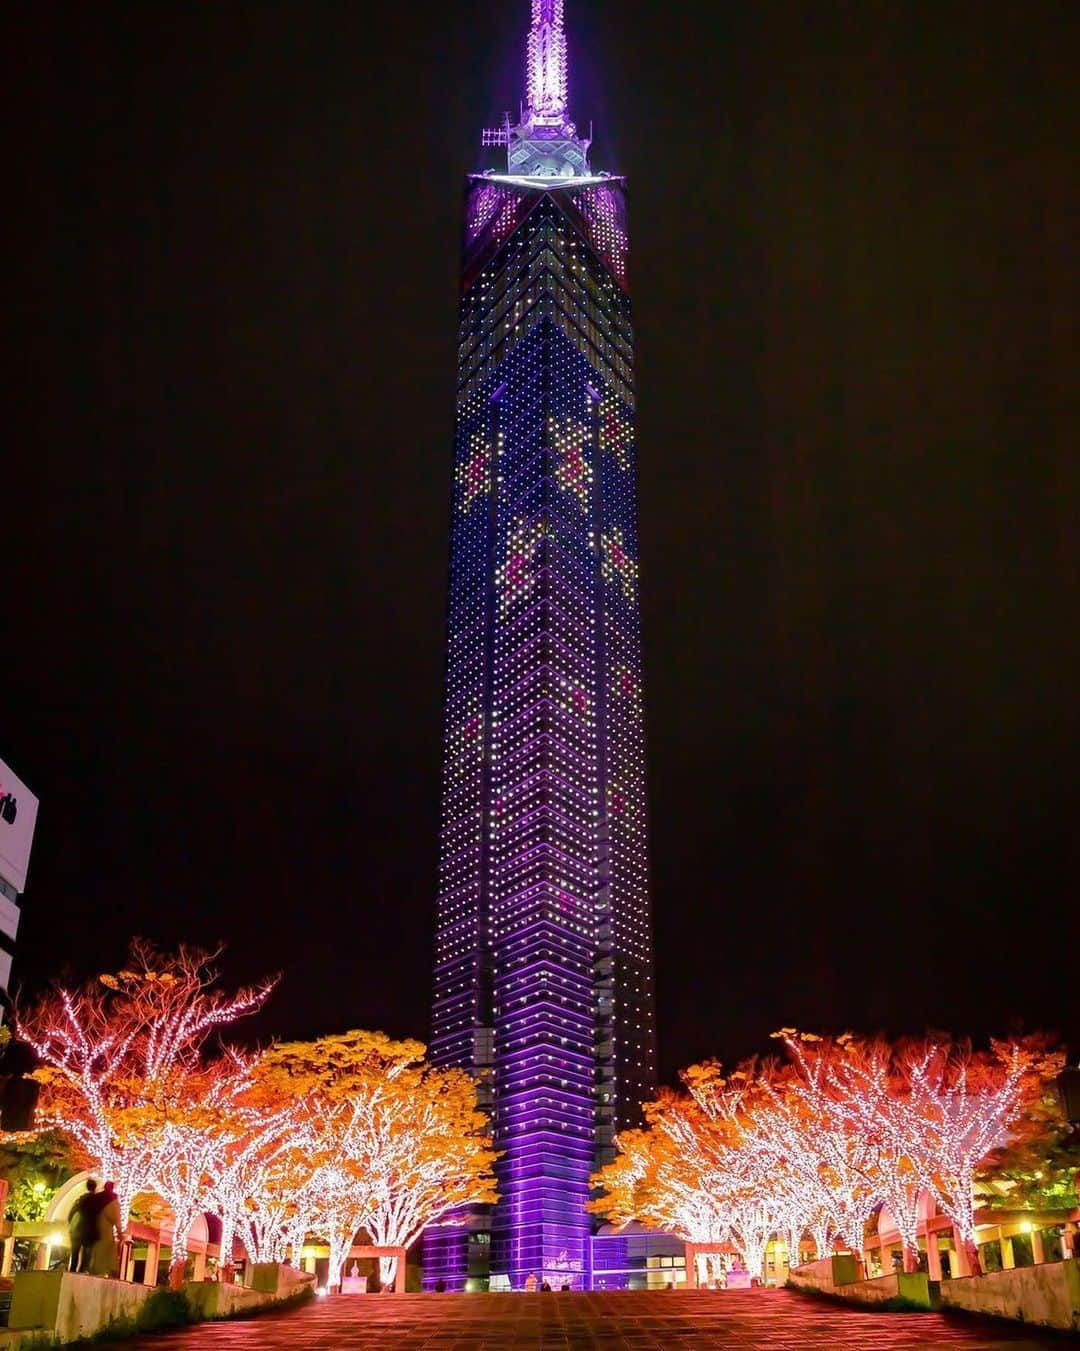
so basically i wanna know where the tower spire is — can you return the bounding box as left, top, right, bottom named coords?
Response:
left=481, top=0, right=592, bottom=180
left=525, top=0, right=568, bottom=123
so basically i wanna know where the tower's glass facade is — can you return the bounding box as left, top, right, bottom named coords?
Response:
left=427, top=1, right=655, bottom=1292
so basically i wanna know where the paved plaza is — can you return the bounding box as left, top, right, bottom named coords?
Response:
left=108, top=1289, right=1062, bottom=1349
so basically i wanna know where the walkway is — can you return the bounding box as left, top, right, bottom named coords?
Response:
left=106, top=1288, right=1062, bottom=1349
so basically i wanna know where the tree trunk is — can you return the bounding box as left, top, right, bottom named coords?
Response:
left=379, top=1253, right=398, bottom=1289
left=841, top=1219, right=866, bottom=1257
left=326, top=1233, right=349, bottom=1293
left=114, top=1179, right=134, bottom=1236
left=218, top=1212, right=237, bottom=1276
left=891, top=1188, right=923, bottom=1276
left=167, top=1208, right=195, bottom=1287
left=286, top=1222, right=307, bottom=1268
left=746, top=1241, right=768, bottom=1285
left=171, top=1208, right=197, bottom=1261
left=217, top=1215, right=239, bottom=1286
left=246, top=1218, right=278, bottom=1265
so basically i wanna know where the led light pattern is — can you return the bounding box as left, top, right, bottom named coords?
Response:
left=458, top=185, right=635, bottom=419
left=497, top=517, right=552, bottom=614
left=552, top=418, right=591, bottom=507
left=466, top=182, right=526, bottom=251
left=599, top=390, right=633, bottom=472
left=457, top=430, right=494, bottom=513
left=601, top=526, right=638, bottom=600
left=613, top=665, right=640, bottom=705
left=563, top=184, right=629, bottom=289
left=467, top=183, right=504, bottom=241
left=462, top=180, right=542, bottom=290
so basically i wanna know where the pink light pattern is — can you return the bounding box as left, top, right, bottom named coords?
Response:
left=457, top=431, right=494, bottom=513
left=599, top=392, right=633, bottom=471
left=467, top=184, right=502, bottom=241
left=575, top=186, right=628, bottom=287
left=497, top=518, right=551, bottom=614
left=614, top=665, right=640, bottom=705
left=551, top=418, right=591, bottom=507
left=601, top=526, right=637, bottom=600
left=466, top=184, right=522, bottom=249
left=554, top=675, right=590, bottom=720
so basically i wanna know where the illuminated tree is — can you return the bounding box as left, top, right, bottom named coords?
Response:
left=592, top=1075, right=786, bottom=1284
left=245, top=1031, right=497, bottom=1290
left=15, top=941, right=274, bottom=1227
left=776, top=1031, right=1061, bottom=1273
left=353, top=1063, right=498, bottom=1285
left=591, top=1113, right=731, bottom=1286
left=180, top=1051, right=317, bottom=1272
left=595, top=1031, right=1063, bottom=1282
left=206, top=1115, right=303, bottom=1271
left=775, top=1033, right=931, bottom=1272
left=304, top=1158, right=372, bottom=1292
left=677, top=1066, right=794, bottom=1282
left=241, top=1144, right=317, bottom=1265
left=664, top=1078, right=746, bottom=1278
left=756, top=1058, right=878, bottom=1258
left=139, top=1054, right=258, bottom=1272
left=241, top=1032, right=414, bottom=1284
left=902, top=1035, right=1061, bottom=1273
left=589, top=1129, right=660, bottom=1229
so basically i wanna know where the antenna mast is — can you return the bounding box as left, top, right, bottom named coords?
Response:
left=481, top=0, right=593, bottom=179
left=526, top=0, right=568, bottom=122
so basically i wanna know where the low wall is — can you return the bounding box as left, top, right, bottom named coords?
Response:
left=786, top=1258, right=834, bottom=1293
left=186, top=1280, right=268, bottom=1319
left=848, top=1272, right=933, bottom=1308
left=4, top=1262, right=315, bottom=1345
left=788, top=1262, right=936, bottom=1309
left=249, top=1262, right=315, bottom=1299
left=8, top=1270, right=153, bottom=1342
left=189, top=1262, right=313, bottom=1317
left=939, top=1258, right=1080, bottom=1334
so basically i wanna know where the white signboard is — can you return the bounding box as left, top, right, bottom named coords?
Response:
left=0, top=758, right=39, bottom=893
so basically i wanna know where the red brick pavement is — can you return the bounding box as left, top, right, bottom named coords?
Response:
left=111, top=1288, right=1063, bottom=1350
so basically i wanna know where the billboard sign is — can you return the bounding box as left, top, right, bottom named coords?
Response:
left=0, top=758, right=39, bottom=893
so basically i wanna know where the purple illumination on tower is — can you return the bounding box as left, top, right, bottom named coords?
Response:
left=526, top=0, right=569, bottom=121
left=427, top=0, right=656, bottom=1292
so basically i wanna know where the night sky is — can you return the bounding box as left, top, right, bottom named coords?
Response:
left=8, top=1, right=1078, bottom=1085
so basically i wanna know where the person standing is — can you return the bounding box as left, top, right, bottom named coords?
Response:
left=89, top=1181, right=123, bottom=1278
left=67, top=1179, right=101, bottom=1272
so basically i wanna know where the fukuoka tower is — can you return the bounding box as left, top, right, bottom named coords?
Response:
left=427, top=0, right=656, bottom=1291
